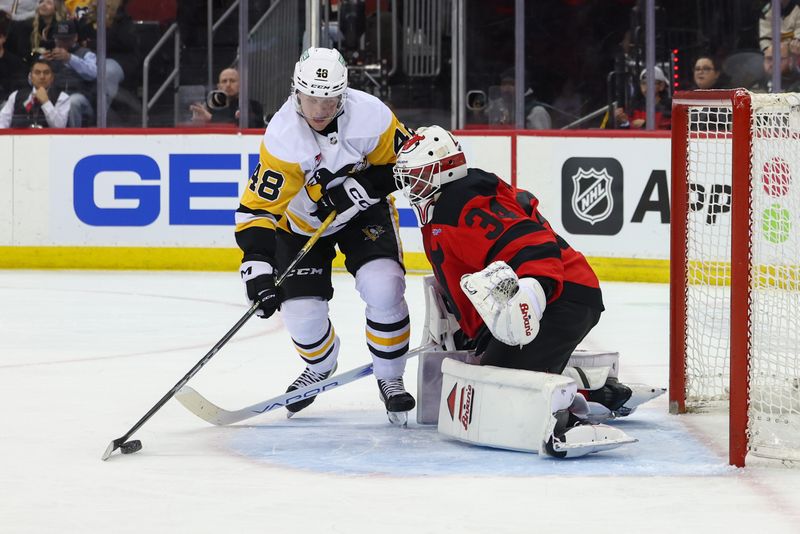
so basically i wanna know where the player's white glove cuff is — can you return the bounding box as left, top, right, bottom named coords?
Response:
left=518, top=277, right=546, bottom=321
left=240, top=259, right=273, bottom=282
left=460, top=261, right=547, bottom=347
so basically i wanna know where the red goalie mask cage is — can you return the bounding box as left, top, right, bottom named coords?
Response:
left=670, top=89, right=800, bottom=467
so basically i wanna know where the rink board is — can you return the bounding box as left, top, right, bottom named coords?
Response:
left=1, top=130, right=675, bottom=280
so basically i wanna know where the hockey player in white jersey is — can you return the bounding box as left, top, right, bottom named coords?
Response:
left=236, top=47, right=415, bottom=424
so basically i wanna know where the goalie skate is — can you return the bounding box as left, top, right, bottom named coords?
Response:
left=378, top=377, right=415, bottom=426
left=546, top=420, right=637, bottom=458
left=613, top=383, right=667, bottom=418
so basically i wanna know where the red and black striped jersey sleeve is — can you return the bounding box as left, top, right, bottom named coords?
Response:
left=423, top=168, right=603, bottom=339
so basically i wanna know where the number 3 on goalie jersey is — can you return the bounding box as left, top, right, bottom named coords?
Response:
left=248, top=162, right=285, bottom=201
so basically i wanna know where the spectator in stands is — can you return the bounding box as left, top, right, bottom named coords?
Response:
left=0, top=0, right=37, bottom=20
left=759, top=0, right=800, bottom=54
left=0, top=10, right=28, bottom=103
left=0, top=58, right=69, bottom=127
left=6, top=0, right=67, bottom=62
left=753, top=39, right=800, bottom=92
left=485, top=70, right=552, bottom=129
left=43, top=18, right=123, bottom=126
left=189, top=67, right=266, bottom=128
left=75, top=1, right=138, bottom=103
left=691, top=55, right=728, bottom=90
left=614, top=66, right=672, bottom=130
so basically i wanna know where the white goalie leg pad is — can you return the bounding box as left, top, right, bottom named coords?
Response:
left=562, top=365, right=613, bottom=390
left=564, top=350, right=666, bottom=419
left=416, top=350, right=479, bottom=424
left=438, top=359, right=579, bottom=454
left=421, top=275, right=461, bottom=351
left=459, top=261, right=546, bottom=347
left=566, top=349, right=620, bottom=378
left=562, top=365, right=616, bottom=422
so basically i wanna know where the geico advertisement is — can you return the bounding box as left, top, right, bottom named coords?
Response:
left=517, top=136, right=674, bottom=259
left=46, top=134, right=424, bottom=248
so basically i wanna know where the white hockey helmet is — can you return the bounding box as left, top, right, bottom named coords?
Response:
left=292, top=47, right=348, bottom=116
left=394, top=126, right=468, bottom=215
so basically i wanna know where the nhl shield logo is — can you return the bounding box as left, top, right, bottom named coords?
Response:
left=571, top=167, right=613, bottom=225
left=362, top=224, right=385, bottom=241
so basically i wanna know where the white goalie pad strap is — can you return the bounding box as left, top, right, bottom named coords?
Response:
left=562, top=366, right=612, bottom=391
left=566, top=350, right=620, bottom=378
left=437, top=358, right=576, bottom=454
left=459, top=261, right=546, bottom=347
left=420, top=275, right=461, bottom=351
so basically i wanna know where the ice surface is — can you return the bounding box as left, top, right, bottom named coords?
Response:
left=2, top=271, right=800, bottom=533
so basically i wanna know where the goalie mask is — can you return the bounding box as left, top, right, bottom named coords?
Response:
left=394, top=125, right=468, bottom=224
left=292, top=47, right=348, bottom=123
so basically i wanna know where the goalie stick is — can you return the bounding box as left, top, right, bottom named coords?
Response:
left=175, top=342, right=437, bottom=426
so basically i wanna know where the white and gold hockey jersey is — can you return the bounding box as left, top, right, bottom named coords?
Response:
left=236, top=89, right=411, bottom=258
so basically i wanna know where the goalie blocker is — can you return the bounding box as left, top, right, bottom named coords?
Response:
left=438, top=359, right=636, bottom=458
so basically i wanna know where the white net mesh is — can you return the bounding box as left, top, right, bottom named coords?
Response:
left=685, top=106, right=734, bottom=403
left=683, top=92, right=800, bottom=462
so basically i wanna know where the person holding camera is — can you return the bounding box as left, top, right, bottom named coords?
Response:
left=0, top=58, right=69, bottom=127
left=189, top=67, right=265, bottom=128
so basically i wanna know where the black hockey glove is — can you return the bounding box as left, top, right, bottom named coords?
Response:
left=240, top=255, right=281, bottom=319
left=312, top=176, right=381, bottom=223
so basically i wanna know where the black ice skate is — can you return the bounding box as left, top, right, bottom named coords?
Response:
left=585, top=377, right=632, bottom=412
left=285, top=363, right=338, bottom=418
left=377, top=377, right=416, bottom=426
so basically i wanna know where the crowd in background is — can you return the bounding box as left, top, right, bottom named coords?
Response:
left=1, top=0, right=799, bottom=130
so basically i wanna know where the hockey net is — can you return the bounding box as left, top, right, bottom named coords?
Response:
left=670, top=89, right=800, bottom=466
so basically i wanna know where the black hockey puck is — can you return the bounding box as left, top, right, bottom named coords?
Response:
left=120, top=440, right=142, bottom=454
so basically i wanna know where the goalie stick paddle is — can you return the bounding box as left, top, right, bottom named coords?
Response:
left=174, top=342, right=437, bottom=426
left=101, top=211, right=337, bottom=461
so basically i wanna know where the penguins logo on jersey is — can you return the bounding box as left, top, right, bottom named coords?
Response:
left=362, top=224, right=385, bottom=241
left=309, top=163, right=357, bottom=188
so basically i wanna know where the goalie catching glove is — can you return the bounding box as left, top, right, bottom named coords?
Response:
left=460, top=261, right=546, bottom=347
left=312, top=176, right=381, bottom=224
left=240, top=255, right=281, bottom=319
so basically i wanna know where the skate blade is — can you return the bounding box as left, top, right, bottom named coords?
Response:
left=614, top=384, right=667, bottom=417
left=387, top=411, right=409, bottom=427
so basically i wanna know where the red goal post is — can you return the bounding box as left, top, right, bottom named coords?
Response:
left=670, top=89, right=800, bottom=467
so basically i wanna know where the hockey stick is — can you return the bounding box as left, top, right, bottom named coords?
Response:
left=101, top=211, right=337, bottom=461
left=175, top=342, right=437, bottom=425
